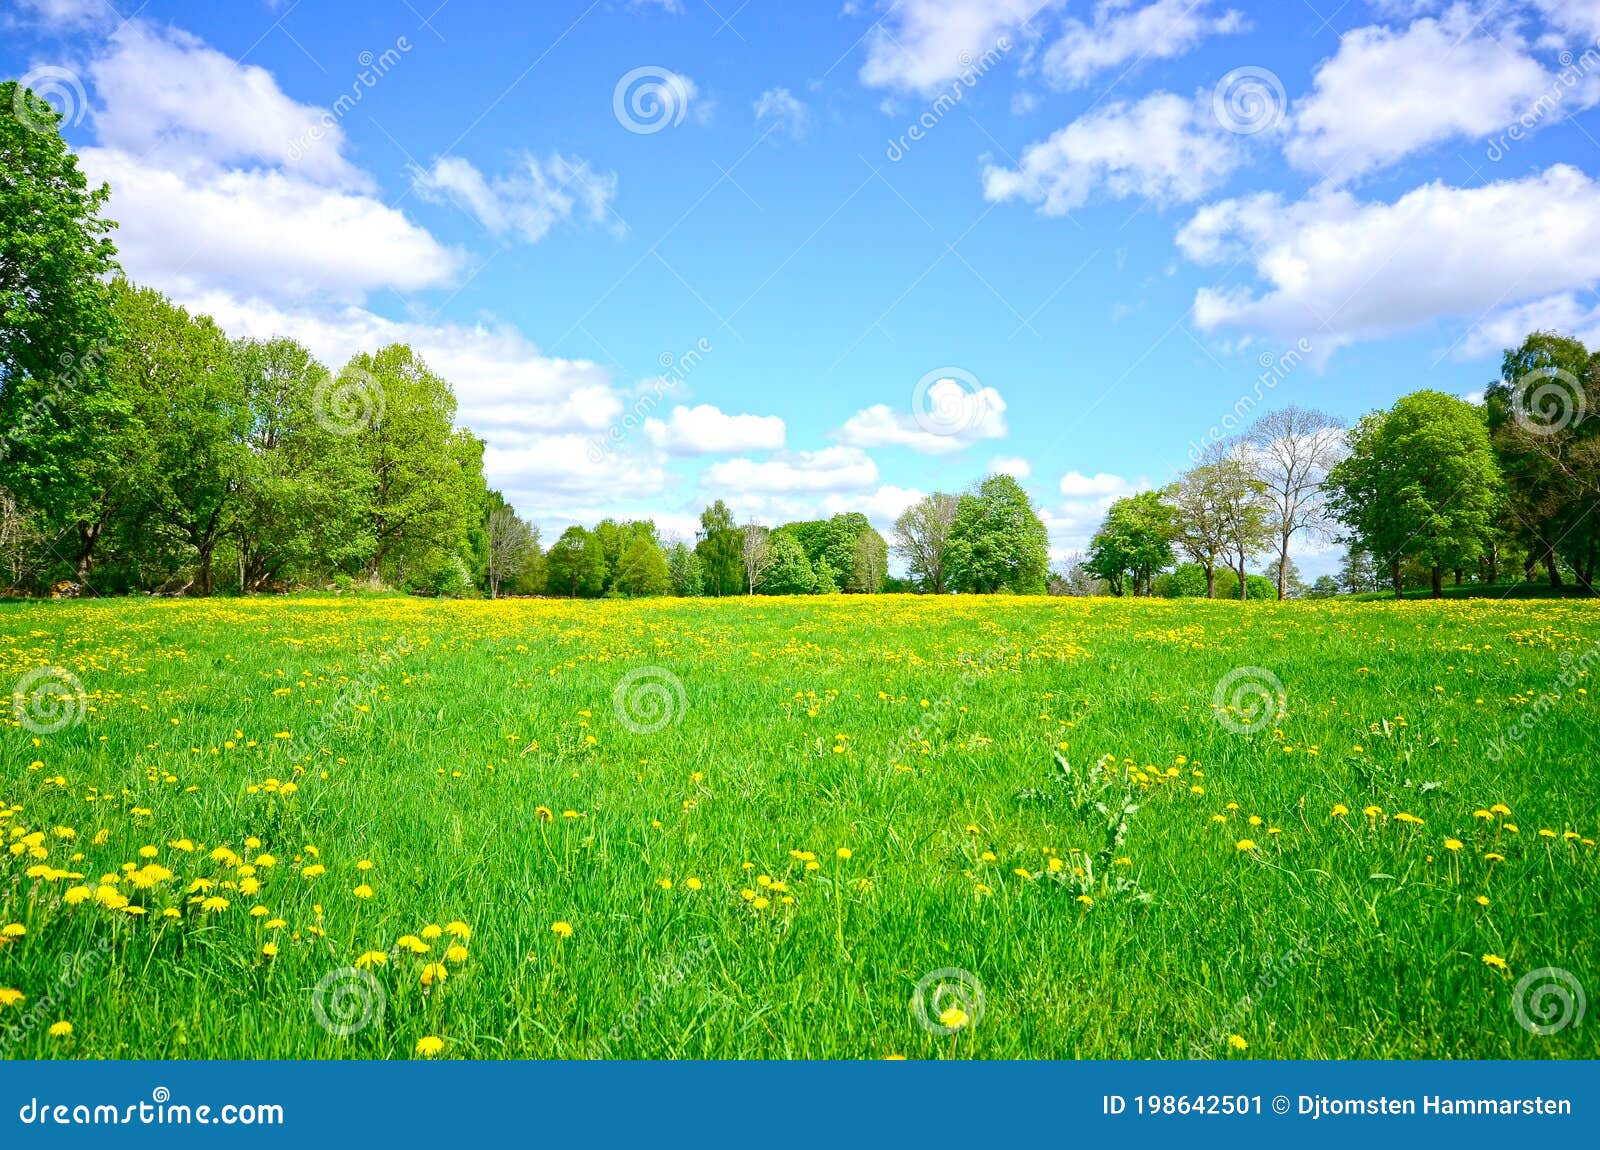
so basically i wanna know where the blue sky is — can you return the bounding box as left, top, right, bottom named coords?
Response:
left=7, top=0, right=1600, bottom=574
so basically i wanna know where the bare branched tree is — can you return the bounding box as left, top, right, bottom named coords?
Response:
left=486, top=506, right=537, bottom=598
left=741, top=520, right=771, bottom=595
left=1246, top=407, right=1347, bottom=600
left=891, top=492, right=958, bottom=593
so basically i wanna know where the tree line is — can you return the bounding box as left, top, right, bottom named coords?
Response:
left=1073, top=351, right=1598, bottom=600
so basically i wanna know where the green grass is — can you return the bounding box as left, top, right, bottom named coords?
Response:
left=1, top=594, right=1596, bottom=1060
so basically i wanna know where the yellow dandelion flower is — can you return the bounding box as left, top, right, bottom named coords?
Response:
left=48, top=1021, right=72, bottom=1038
left=354, top=951, right=388, bottom=969
left=414, top=1035, right=445, bottom=1057
left=420, top=962, right=448, bottom=987
left=1235, top=839, right=1257, bottom=852
left=1228, top=1034, right=1248, bottom=1051
left=551, top=921, right=573, bottom=938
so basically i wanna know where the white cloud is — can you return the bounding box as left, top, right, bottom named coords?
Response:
left=16, top=0, right=114, bottom=28
left=1454, top=291, right=1600, bottom=360
left=1285, top=12, right=1574, bottom=182
left=644, top=404, right=786, bottom=455
left=79, top=148, right=460, bottom=302
left=983, top=92, right=1240, bottom=215
left=1043, top=471, right=1148, bottom=553
left=414, top=153, right=621, bottom=245
left=820, top=484, right=926, bottom=530
left=1180, top=165, right=1600, bottom=351
left=833, top=380, right=1009, bottom=453
left=90, top=22, right=366, bottom=187
left=754, top=87, right=811, bottom=139
left=989, top=455, right=1032, bottom=478
left=1533, top=0, right=1600, bottom=39
left=859, top=0, right=1051, bottom=92
left=705, top=446, right=879, bottom=494
left=1043, top=0, right=1246, bottom=90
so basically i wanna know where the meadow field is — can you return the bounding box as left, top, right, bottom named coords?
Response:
left=0, top=594, right=1595, bottom=1061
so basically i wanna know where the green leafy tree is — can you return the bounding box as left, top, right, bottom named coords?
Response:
left=695, top=500, right=743, bottom=596
left=813, top=555, right=839, bottom=594
left=547, top=525, right=603, bottom=598
left=665, top=539, right=703, bottom=596
left=892, top=492, right=958, bottom=593
left=761, top=531, right=815, bottom=594
left=1327, top=390, right=1505, bottom=598
left=847, top=527, right=887, bottom=593
left=615, top=533, right=670, bottom=596
left=945, top=474, right=1050, bottom=594
left=1085, top=491, right=1175, bottom=596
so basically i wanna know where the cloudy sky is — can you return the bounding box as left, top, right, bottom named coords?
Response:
left=7, top=0, right=1600, bottom=572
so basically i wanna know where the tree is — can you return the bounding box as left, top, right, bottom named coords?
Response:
left=615, top=533, right=670, bottom=596
left=0, top=83, right=120, bottom=567
left=1246, top=407, right=1346, bottom=600
left=695, top=500, right=743, bottom=596
left=1085, top=491, right=1175, bottom=596
left=849, top=528, right=887, bottom=593
left=485, top=501, right=538, bottom=598
left=1327, top=390, right=1505, bottom=599
left=547, top=525, right=604, bottom=598
left=760, top=531, right=815, bottom=594
left=813, top=555, right=839, bottom=593
left=946, top=474, right=1050, bottom=594
left=665, top=539, right=703, bottom=596
left=741, top=520, right=772, bottom=594
left=892, top=493, right=958, bottom=593
left=1338, top=547, right=1376, bottom=595
left=1306, top=574, right=1340, bottom=599
left=1209, top=440, right=1273, bottom=600
left=1164, top=444, right=1261, bottom=598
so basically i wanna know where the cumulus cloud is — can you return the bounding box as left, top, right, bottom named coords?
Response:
left=833, top=379, right=1008, bottom=454
left=1041, top=472, right=1149, bottom=555
left=983, top=92, right=1240, bottom=215
left=858, top=0, right=1050, bottom=92
left=705, top=446, right=879, bottom=494
left=1043, top=0, right=1246, bottom=89
left=644, top=405, right=786, bottom=455
left=1179, top=165, right=1600, bottom=352
left=413, top=153, right=621, bottom=245
left=989, top=455, right=1031, bottom=479
left=1285, top=12, right=1578, bottom=182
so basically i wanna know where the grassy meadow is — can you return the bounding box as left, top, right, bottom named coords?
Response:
left=1, top=594, right=1596, bottom=1060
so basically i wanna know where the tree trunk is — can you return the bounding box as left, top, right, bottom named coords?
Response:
left=196, top=543, right=214, bottom=596
left=1277, top=542, right=1289, bottom=601
left=1237, top=559, right=1248, bottom=600
left=1205, top=564, right=1215, bottom=599
left=1544, top=542, right=1563, bottom=589
left=1486, top=541, right=1498, bottom=587
left=1431, top=565, right=1443, bottom=599
left=1453, top=568, right=1462, bottom=586
left=1392, top=557, right=1403, bottom=600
